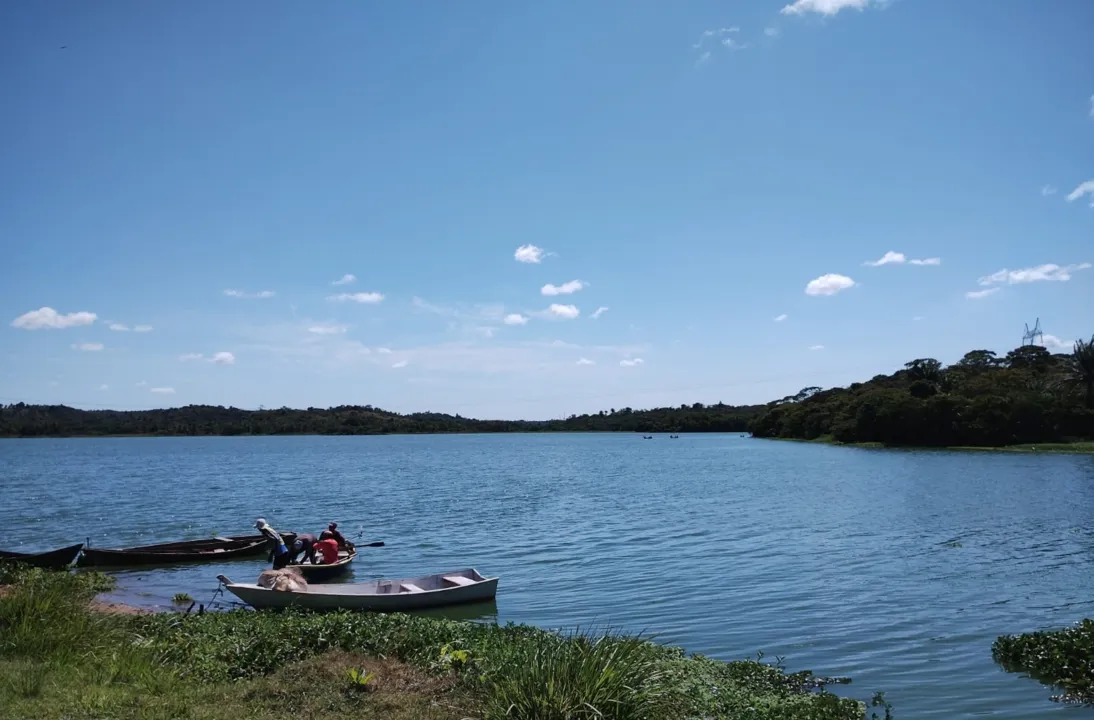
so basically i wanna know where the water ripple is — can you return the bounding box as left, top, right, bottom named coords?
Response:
left=2, top=434, right=1094, bottom=718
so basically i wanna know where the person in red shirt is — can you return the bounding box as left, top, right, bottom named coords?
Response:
left=313, top=537, right=339, bottom=565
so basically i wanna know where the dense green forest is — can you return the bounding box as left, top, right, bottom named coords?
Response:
left=749, top=337, right=1094, bottom=447
left=5, top=337, right=1092, bottom=445
left=0, top=401, right=763, bottom=437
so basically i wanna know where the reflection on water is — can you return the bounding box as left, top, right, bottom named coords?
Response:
left=4, top=433, right=1094, bottom=718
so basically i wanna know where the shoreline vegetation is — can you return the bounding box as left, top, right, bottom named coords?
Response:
left=2, top=338, right=1091, bottom=449
left=0, top=566, right=892, bottom=719
left=749, top=339, right=1094, bottom=449
left=763, top=435, right=1094, bottom=454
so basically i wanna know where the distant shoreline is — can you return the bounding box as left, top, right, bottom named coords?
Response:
left=0, top=429, right=752, bottom=439
left=759, top=436, right=1094, bottom=455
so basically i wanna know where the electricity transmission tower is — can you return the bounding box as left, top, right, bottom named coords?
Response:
left=1021, top=318, right=1044, bottom=347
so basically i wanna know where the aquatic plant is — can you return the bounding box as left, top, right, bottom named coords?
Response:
left=994, top=619, right=1094, bottom=704
left=172, top=592, right=193, bottom=604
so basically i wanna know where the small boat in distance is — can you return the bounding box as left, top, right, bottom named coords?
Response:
left=292, top=547, right=356, bottom=581
left=77, top=532, right=296, bottom=568
left=0, top=542, right=84, bottom=569
left=217, top=567, right=498, bottom=612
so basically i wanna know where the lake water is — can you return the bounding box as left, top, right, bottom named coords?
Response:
left=2, top=433, right=1093, bottom=717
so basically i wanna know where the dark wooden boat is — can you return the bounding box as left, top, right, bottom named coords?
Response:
left=77, top=532, right=297, bottom=568
left=292, top=547, right=356, bottom=581
left=0, top=542, right=84, bottom=569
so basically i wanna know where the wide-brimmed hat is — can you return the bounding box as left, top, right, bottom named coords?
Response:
left=254, top=517, right=268, bottom=529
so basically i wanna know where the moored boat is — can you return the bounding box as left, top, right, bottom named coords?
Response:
left=216, top=567, right=498, bottom=611
left=291, top=547, right=356, bottom=581
left=77, top=532, right=296, bottom=568
left=0, top=543, right=84, bottom=569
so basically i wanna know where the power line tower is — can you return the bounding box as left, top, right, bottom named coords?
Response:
left=1022, top=318, right=1044, bottom=347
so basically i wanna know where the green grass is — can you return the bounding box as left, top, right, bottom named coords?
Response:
left=993, top=619, right=1094, bottom=705
left=0, top=566, right=887, bottom=719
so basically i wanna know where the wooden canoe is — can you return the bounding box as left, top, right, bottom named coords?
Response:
left=290, top=547, right=356, bottom=581
left=77, top=532, right=297, bottom=568
left=217, top=567, right=498, bottom=612
left=0, top=543, right=84, bottom=569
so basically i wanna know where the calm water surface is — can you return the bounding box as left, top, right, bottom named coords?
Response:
left=2, top=433, right=1094, bottom=718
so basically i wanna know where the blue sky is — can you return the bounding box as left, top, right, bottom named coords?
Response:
left=1, top=0, right=1092, bottom=420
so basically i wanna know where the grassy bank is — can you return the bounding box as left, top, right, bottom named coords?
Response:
left=0, top=566, right=891, bottom=719
left=993, top=620, right=1094, bottom=705
left=762, top=436, right=1094, bottom=454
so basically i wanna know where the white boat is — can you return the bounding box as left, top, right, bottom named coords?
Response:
left=216, top=568, right=499, bottom=611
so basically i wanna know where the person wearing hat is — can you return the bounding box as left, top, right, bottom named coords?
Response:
left=319, top=521, right=354, bottom=551
left=255, top=518, right=290, bottom=570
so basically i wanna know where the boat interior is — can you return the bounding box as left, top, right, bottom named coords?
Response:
left=250, top=568, right=488, bottom=595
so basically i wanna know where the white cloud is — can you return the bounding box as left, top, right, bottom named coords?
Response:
left=590, top=306, right=609, bottom=320
left=544, top=304, right=580, bottom=320
left=109, top=323, right=129, bottom=331
left=809, top=345, right=824, bottom=351
left=12, top=307, right=97, bottom=330
left=966, top=288, right=1000, bottom=299
left=864, top=251, right=906, bottom=266
left=392, top=360, right=408, bottom=369
left=308, top=322, right=349, bottom=335
left=503, top=313, right=529, bottom=326
left=577, top=358, right=595, bottom=366
left=224, top=289, right=275, bottom=299
left=133, top=325, right=153, bottom=332
left=774, top=313, right=788, bottom=322
left=620, top=358, right=645, bottom=367
left=863, top=252, right=940, bottom=267
left=781, top=0, right=875, bottom=16
left=331, top=274, right=356, bottom=286
left=377, top=347, right=393, bottom=354
left=181, top=351, right=235, bottom=364
left=764, top=27, right=780, bottom=36
left=99, top=384, right=109, bottom=391
left=514, top=244, right=546, bottom=263
left=72, top=342, right=103, bottom=352
left=328, top=292, right=384, bottom=304
left=1042, top=185, right=1057, bottom=197
left=109, top=322, right=153, bottom=332
left=150, top=387, right=175, bottom=394
left=1067, top=180, right=1094, bottom=207
left=695, top=50, right=712, bottom=66
left=913, top=316, right=925, bottom=321
left=135, top=380, right=148, bottom=387
left=541, top=280, right=585, bottom=296
left=1042, top=334, right=1074, bottom=352
left=805, top=273, right=856, bottom=296
left=476, top=327, right=496, bottom=339
left=1090, top=94, right=1094, bottom=118
left=977, top=263, right=1092, bottom=286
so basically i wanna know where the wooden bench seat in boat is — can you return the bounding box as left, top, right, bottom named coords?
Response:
left=401, top=582, right=424, bottom=593
left=443, top=575, right=475, bottom=587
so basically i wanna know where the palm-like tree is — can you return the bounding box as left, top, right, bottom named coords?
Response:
left=1071, top=336, right=1094, bottom=408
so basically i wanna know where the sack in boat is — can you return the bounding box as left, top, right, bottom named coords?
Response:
left=257, top=566, right=308, bottom=592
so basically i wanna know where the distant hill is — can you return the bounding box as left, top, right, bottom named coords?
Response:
left=749, top=340, right=1094, bottom=447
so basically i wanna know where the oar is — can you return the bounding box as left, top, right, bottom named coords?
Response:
left=359, top=541, right=385, bottom=548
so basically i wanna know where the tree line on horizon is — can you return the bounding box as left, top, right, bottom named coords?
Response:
left=3, top=337, right=1091, bottom=445
left=749, top=337, right=1094, bottom=447
left=0, top=400, right=764, bottom=437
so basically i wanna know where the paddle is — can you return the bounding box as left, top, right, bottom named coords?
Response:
left=359, top=541, right=385, bottom=548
